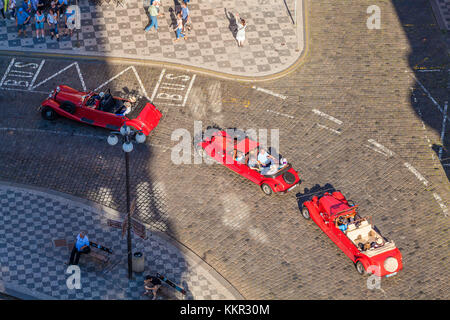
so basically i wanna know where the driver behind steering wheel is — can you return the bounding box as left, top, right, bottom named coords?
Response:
left=86, top=92, right=105, bottom=107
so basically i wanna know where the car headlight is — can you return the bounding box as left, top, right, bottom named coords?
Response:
left=56, top=86, right=60, bottom=92
left=384, top=257, right=398, bottom=273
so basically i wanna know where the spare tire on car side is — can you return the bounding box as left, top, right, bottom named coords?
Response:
left=60, top=101, right=77, bottom=114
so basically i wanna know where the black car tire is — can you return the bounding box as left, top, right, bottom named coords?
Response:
left=301, top=206, right=310, bottom=219
left=41, top=106, right=58, bottom=120
left=261, top=183, right=273, bottom=195
left=355, top=261, right=366, bottom=275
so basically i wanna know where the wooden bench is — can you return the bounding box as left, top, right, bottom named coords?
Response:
left=65, top=241, right=110, bottom=270
left=88, top=250, right=110, bottom=271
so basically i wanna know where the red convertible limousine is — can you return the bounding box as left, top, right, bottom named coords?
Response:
left=301, top=191, right=403, bottom=277
left=39, top=85, right=162, bottom=136
left=196, top=128, right=301, bottom=195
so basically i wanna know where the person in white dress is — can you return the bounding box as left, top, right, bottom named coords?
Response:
left=235, top=13, right=246, bottom=47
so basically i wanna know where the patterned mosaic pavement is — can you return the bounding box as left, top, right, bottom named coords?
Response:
left=0, top=182, right=241, bottom=300
left=0, top=0, right=304, bottom=77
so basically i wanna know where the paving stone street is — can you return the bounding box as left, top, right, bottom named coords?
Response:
left=0, top=0, right=449, bottom=301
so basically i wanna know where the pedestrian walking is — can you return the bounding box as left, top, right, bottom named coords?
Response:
left=63, top=7, right=76, bottom=37
left=180, top=1, right=191, bottom=32
left=8, top=0, right=16, bottom=20
left=36, top=0, right=46, bottom=12
left=144, top=2, right=158, bottom=32
left=0, top=0, right=6, bottom=19
left=34, top=9, right=45, bottom=38
left=49, top=0, right=58, bottom=19
left=16, top=7, right=30, bottom=37
left=235, top=13, right=246, bottom=47
left=151, top=0, right=163, bottom=17
left=57, top=0, right=67, bottom=17
left=47, top=8, right=59, bottom=41
left=22, top=0, right=32, bottom=15
left=0, top=0, right=5, bottom=19
left=68, top=231, right=91, bottom=265
left=143, top=275, right=162, bottom=300
left=173, top=12, right=187, bottom=42
left=30, top=0, right=39, bottom=13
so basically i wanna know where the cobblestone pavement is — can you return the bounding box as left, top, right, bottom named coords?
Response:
left=0, top=0, right=303, bottom=77
left=0, top=182, right=240, bottom=300
left=0, top=0, right=449, bottom=300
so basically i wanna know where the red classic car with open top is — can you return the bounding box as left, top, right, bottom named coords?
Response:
left=195, top=128, right=301, bottom=195
left=39, top=85, right=162, bottom=136
left=301, top=191, right=403, bottom=277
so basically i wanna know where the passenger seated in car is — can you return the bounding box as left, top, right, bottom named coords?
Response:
left=336, top=216, right=348, bottom=232
left=86, top=92, right=104, bottom=107
left=247, top=150, right=261, bottom=172
left=232, top=150, right=246, bottom=164
left=257, top=148, right=278, bottom=168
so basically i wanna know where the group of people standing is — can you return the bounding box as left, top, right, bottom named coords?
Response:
left=145, top=0, right=192, bottom=42
left=0, top=0, right=76, bottom=40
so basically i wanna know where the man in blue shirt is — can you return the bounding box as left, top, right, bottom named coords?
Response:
left=16, top=7, right=30, bottom=37
left=181, top=1, right=191, bottom=32
left=69, top=231, right=91, bottom=265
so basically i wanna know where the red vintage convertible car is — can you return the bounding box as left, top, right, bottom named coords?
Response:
left=39, top=85, right=162, bottom=136
left=301, top=191, right=402, bottom=277
left=196, top=129, right=301, bottom=195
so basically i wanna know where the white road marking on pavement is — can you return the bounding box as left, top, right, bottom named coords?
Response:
left=367, top=139, right=394, bottom=157
left=93, top=66, right=133, bottom=92
left=364, top=144, right=389, bottom=157
left=403, top=162, right=430, bottom=187
left=153, top=72, right=193, bottom=107
left=182, top=74, right=196, bottom=107
left=0, top=87, right=49, bottom=94
left=150, top=69, right=166, bottom=102
left=0, top=58, right=43, bottom=89
left=252, top=86, right=287, bottom=100
left=75, top=62, right=86, bottom=92
left=131, top=66, right=150, bottom=101
left=432, top=193, right=449, bottom=217
left=0, top=58, right=16, bottom=87
left=410, top=74, right=446, bottom=118
left=312, top=109, right=343, bottom=125
left=28, top=60, right=45, bottom=90
left=31, top=62, right=84, bottom=90
left=316, top=123, right=341, bottom=135
left=266, top=109, right=294, bottom=119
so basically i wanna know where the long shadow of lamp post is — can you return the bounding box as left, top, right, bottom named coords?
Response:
left=107, top=124, right=147, bottom=279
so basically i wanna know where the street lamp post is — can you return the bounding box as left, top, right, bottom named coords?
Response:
left=107, top=124, right=146, bottom=279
